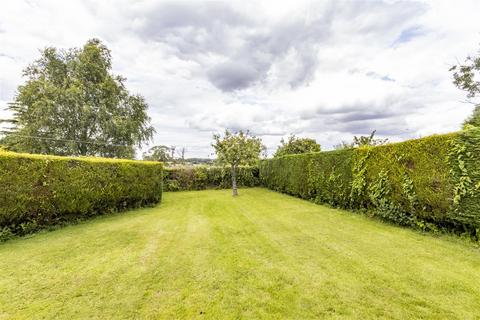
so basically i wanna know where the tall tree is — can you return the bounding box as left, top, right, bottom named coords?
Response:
left=450, top=45, right=480, bottom=127
left=212, top=130, right=264, bottom=196
left=274, top=134, right=320, bottom=157
left=1, top=39, right=154, bottom=158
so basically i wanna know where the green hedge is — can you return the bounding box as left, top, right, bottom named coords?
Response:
left=352, top=134, right=455, bottom=227
left=163, top=166, right=260, bottom=191
left=260, top=130, right=480, bottom=235
left=0, top=151, right=163, bottom=238
left=260, top=150, right=353, bottom=207
left=449, top=128, right=480, bottom=229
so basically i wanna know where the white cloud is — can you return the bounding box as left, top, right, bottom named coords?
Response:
left=0, top=0, right=479, bottom=157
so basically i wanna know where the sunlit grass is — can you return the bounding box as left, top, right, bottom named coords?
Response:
left=1, top=188, right=479, bottom=319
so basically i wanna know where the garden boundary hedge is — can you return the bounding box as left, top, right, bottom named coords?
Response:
left=163, top=166, right=260, bottom=191
left=259, top=129, right=480, bottom=236
left=0, top=150, right=163, bottom=239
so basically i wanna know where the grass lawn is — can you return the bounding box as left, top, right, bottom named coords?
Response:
left=1, top=188, right=479, bottom=319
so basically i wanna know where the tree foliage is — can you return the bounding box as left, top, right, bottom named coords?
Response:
left=143, top=145, right=172, bottom=162
left=450, top=46, right=480, bottom=127
left=273, top=134, right=320, bottom=157
left=1, top=39, right=154, bottom=158
left=334, top=130, right=388, bottom=149
left=352, top=130, right=389, bottom=147
left=212, top=130, right=264, bottom=196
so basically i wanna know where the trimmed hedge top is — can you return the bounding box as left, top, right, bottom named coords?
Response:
left=0, top=149, right=160, bottom=165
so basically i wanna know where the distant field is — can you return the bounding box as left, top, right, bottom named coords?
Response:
left=1, top=188, right=479, bottom=319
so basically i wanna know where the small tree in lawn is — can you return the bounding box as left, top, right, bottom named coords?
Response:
left=212, top=130, right=264, bottom=196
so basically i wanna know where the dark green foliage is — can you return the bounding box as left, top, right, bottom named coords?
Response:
left=163, top=166, right=259, bottom=191
left=0, top=150, right=162, bottom=237
left=308, top=150, right=354, bottom=207
left=260, top=150, right=353, bottom=207
left=259, top=154, right=311, bottom=198
left=1, top=39, right=154, bottom=158
left=259, top=132, right=480, bottom=235
left=356, top=134, right=455, bottom=226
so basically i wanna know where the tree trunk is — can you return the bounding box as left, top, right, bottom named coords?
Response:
left=231, top=166, right=238, bottom=196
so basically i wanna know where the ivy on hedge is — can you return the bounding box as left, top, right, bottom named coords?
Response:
left=163, top=166, right=260, bottom=191
left=0, top=150, right=163, bottom=239
left=448, top=127, right=480, bottom=233
left=259, top=130, right=480, bottom=236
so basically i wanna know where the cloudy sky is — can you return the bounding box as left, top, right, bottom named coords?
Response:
left=1, top=0, right=480, bottom=157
